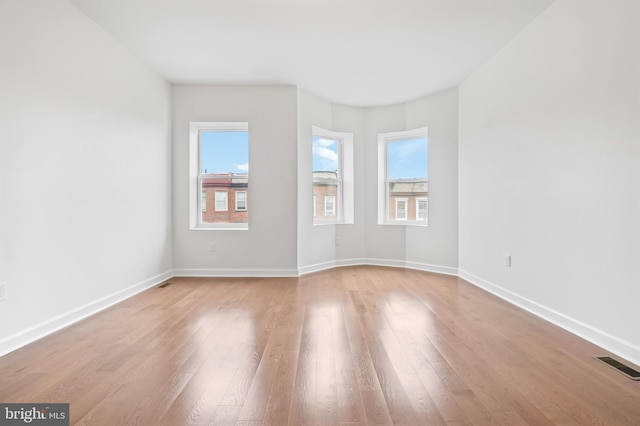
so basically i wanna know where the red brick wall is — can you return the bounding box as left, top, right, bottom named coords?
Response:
left=313, top=183, right=339, bottom=222
left=202, top=187, right=248, bottom=224
left=388, top=195, right=427, bottom=221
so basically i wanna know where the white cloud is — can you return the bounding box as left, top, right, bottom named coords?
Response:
left=314, top=138, right=336, bottom=147
left=314, top=146, right=338, bottom=163
left=235, top=162, right=249, bottom=172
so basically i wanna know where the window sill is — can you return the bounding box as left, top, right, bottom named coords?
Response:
left=190, top=224, right=249, bottom=231
left=379, top=221, right=428, bottom=227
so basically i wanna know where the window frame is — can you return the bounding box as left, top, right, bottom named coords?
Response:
left=377, top=127, right=428, bottom=226
left=235, top=190, right=247, bottom=211
left=311, top=126, right=354, bottom=225
left=325, top=195, right=336, bottom=217
left=215, top=191, right=228, bottom=211
left=416, top=197, right=428, bottom=221
left=395, top=198, right=408, bottom=221
left=189, top=122, right=249, bottom=230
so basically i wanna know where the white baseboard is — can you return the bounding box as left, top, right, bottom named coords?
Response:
left=0, top=270, right=173, bottom=358
left=297, top=258, right=458, bottom=276
left=364, top=258, right=458, bottom=276
left=335, top=258, right=370, bottom=268
left=297, top=260, right=338, bottom=275
left=173, top=268, right=299, bottom=278
left=458, top=269, right=640, bottom=367
left=403, top=260, right=458, bottom=276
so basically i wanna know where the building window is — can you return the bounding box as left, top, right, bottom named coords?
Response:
left=395, top=198, right=408, bottom=220
left=312, top=126, right=354, bottom=225
left=378, top=127, right=428, bottom=225
left=325, top=195, right=336, bottom=217
left=189, top=122, right=249, bottom=230
left=235, top=191, right=247, bottom=211
left=215, top=191, right=228, bottom=211
left=416, top=198, right=428, bottom=221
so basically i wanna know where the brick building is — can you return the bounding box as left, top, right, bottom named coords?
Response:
left=201, top=173, right=248, bottom=224
left=387, top=180, right=428, bottom=222
left=313, top=171, right=339, bottom=222
left=312, top=172, right=428, bottom=223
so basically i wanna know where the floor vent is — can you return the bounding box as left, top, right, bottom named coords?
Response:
left=158, top=282, right=172, bottom=288
left=595, top=356, right=640, bottom=380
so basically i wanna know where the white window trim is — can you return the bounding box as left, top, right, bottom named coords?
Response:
left=189, top=121, right=249, bottom=230
left=235, top=191, right=247, bottom=211
left=377, top=126, right=428, bottom=226
left=312, top=125, right=354, bottom=225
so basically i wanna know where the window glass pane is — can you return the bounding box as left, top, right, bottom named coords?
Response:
left=313, top=135, right=341, bottom=223
left=325, top=195, right=336, bottom=217
left=215, top=191, right=228, bottom=211
left=201, top=131, right=249, bottom=174
left=387, top=137, right=427, bottom=180
left=199, top=127, right=249, bottom=226
left=395, top=199, right=407, bottom=220
left=417, top=198, right=428, bottom=220
left=312, top=137, right=339, bottom=173
left=236, top=191, right=247, bottom=210
left=386, top=135, right=428, bottom=223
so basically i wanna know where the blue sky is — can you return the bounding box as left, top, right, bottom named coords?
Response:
left=201, top=131, right=249, bottom=174
left=387, top=137, right=428, bottom=179
left=312, top=136, right=339, bottom=172
left=200, top=131, right=426, bottom=179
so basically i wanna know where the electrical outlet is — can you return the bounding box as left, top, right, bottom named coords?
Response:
left=0, top=282, right=6, bottom=301
left=209, top=242, right=215, bottom=252
left=505, top=255, right=512, bottom=267
left=335, top=237, right=342, bottom=246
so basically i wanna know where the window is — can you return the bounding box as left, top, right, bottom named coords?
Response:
left=378, top=127, right=428, bottom=225
left=325, top=195, right=336, bottom=217
left=235, top=191, right=247, bottom=211
left=416, top=198, right=428, bottom=221
left=215, top=191, right=228, bottom=211
left=312, top=126, right=354, bottom=224
left=395, top=198, right=408, bottom=220
left=189, top=122, right=249, bottom=230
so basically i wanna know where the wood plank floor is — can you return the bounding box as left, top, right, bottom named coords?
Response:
left=1, top=266, right=640, bottom=425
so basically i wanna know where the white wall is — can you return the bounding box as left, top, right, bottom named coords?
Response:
left=297, top=89, right=458, bottom=274
left=404, top=90, right=459, bottom=273
left=364, top=90, right=459, bottom=273
left=0, top=0, right=173, bottom=355
left=459, top=0, right=640, bottom=363
left=363, top=105, right=408, bottom=263
left=296, top=91, right=367, bottom=273
left=333, top=104, right=367, bottom=265
left=172, top=85, right=299, bottom=276
left=297, top=91, right=336, bottom=272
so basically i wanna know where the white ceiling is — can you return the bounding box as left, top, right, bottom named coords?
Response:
left=69, top=0, right=554, bottom=107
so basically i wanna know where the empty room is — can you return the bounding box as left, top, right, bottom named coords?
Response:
left=1, top=0, right=639, bottom=424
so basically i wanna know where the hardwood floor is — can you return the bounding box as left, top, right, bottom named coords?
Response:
left=1, top=266, right=639, bottom=425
